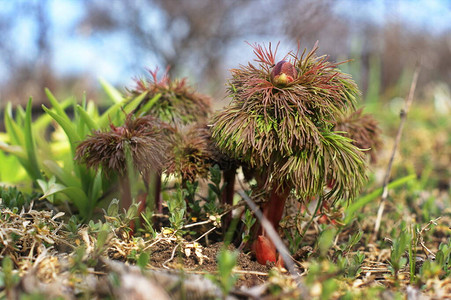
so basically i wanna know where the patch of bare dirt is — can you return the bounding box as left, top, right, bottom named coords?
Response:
left=148, top=240, right=271, bottom=287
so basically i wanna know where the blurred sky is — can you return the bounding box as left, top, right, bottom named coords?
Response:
left=334, top=0, right=451, bottom=34
left=2, top=0, right=451, bottom=87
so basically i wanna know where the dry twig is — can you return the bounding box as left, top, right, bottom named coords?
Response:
left=417, top=217, right=441, bottom=259
left=373, top=65, right=421, bottom=240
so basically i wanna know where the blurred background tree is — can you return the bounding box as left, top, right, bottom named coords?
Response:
left=0, top=0, right=450, bottom=107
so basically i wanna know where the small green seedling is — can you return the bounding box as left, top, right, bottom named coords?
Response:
left=337, top=251, right=365, bottom=278
left=209, top=249, right=239, bottom=296
left=388, top=228, right=411, bottom=280
left=317, top=227, right=338, bottom=258
left=167, top=186, right=187, bottom=232
left=0, top=256, right=20, bottom=297
left=241, top=209, right=256, bottom=246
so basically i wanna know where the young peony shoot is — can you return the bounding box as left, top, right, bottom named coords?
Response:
left=212, top=42, right=368, bottom=264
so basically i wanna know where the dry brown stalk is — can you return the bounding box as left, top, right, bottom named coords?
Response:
left=372, top=65, right=421, bottom=241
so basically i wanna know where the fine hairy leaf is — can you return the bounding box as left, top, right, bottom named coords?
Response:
left=212, top=42, right=367, bottom=201
left=129, top=68, right=212, bottom=125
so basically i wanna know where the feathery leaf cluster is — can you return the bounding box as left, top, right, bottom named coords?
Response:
left=164, top=124, right=213, bottom=182
left=130, top=68, right=211, bottom=125
left=75, top=114, right=167, bottom=180
left=212, top=43, right=367, bottom=201
left=333, top=108, right=382, bottom=162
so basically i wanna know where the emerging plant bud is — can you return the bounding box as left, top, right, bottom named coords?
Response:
left=270, top=60, right=297, bottom=86
left=253, top=235, right=285, bottom=267
left=253, top=235, right=277, bottom=264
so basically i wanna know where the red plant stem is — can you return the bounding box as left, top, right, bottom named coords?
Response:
left=119, top=176, right=132, bottom=211
left=258, top=184, right=291, bottom=236
left=222, top=168, right=237, bottom=206
left=222, top=167, right=237, bottom=229
left=154, top=172, right=162, bottom=214
left=239, top=190, right=305, bottom=288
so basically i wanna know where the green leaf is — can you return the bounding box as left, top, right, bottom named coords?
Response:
left=2, top=106, right=38, bottom=181
left=96, top=223, right=111, bottom=251
left=88, top=170, right=103, bottom=211
left=318, top=227, right=337, bottom=257
left=135, top=92, right=159, bottom=116
left=4, top=102, right=24, bottom=146
left=126, top=203, right=139, bottom=220
left=42, top=160, right=82, bottom=189
left=0, top=142, right=26, bottom=159
left=24, top=98, right=42, bottom=180
left=216, top=249, right=238, bottom=295
left=137, top=252, right=150, bottom=270
left=37, top=178, right=89, bottom=215
left=107, top=198, right=120, bottom=216
left=45, top=89, right=74, bottom=124
left=15, top=106, right=26, bottom=124
left=42, top=105, right=81, bottom=155
left=38, top=178, right=68, bottom=200
left=123, top=91, right=150, bottom=114
left=99, top=78, right=124, bottom=104
left=98, top=102, right=126, bottom=129
left=76, top=105, right=99, bottom=132
left=33, top=99, right=72, bottom=133
left=98, top=91, right=148, bottom=129
left=0, top=151, right=27, bottom=183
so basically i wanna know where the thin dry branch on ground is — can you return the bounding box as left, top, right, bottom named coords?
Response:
left=373, top=65, right=421, bottom=241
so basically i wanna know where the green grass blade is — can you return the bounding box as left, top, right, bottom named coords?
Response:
left=344, top=174, right=417, bottom=224
left=15, top=105, right=26, bottom=124
left=135, top=92, right=161, bottom=116
left=88, top=170, right=104, bottom=213
left=56, top=187, right=90, bottom=210
left=0, top=141, right=35, bottom=180
left=0, top=150, right=27, bottom=183
left=33, top=99, right=72, bottom=134
left=99, top=91, right=150, bottom=129
left=42, top=104, right=84, bottom=182
left=98, top=102, right=125, bottom=129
